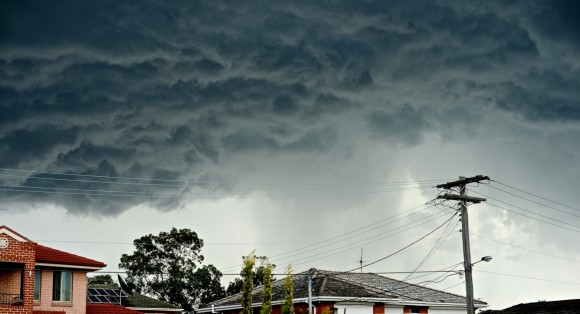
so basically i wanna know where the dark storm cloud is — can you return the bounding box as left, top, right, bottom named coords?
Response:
left=1, top=0, right=579, bottom=215
left=367, top=105, right=434, bottom=147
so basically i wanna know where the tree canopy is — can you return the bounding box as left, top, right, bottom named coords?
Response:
left=119, top=228, right=225, bottom=313
left=88, top=274, right=119, bottom=288
left=226, top=264, right=277, bottom=296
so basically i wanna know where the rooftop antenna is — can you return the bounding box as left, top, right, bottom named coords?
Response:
left=359, top=248, right=365, bottom=273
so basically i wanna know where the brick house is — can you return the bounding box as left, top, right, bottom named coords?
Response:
left=0, top=225, right=107, bottom=314
left=199, top=269, right=487, bottom=314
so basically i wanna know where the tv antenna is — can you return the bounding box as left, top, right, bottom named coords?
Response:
left=358, top=248, right=365, bottom=273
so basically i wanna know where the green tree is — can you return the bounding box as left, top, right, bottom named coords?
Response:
left=260, top=259, right=274, bottom=314
left=88, top=274, right=118, bottom=287
left=226, top=277, right=244, bottom=296
left=119, top=228, right=225, bottom=313
left=227, top=264, right=276, bottom=296
left=241, top=251, right=257, bottom=314
left=282, top=265, right=294, bottom=314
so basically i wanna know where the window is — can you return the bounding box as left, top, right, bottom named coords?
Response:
left=34, top=269, right=41, bottom=300
left=52, top=271, right=72, bottom=301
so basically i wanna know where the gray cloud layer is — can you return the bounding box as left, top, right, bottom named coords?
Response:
left=1, top=0, right=580, bottom=215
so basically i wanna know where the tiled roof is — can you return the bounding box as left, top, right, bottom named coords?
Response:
left=204, top=268, right=486, bottom=309
left=122, top=293, right=182, bottom=310
left=35, top=244, right=106, bottom=268
left=481, top=299, right=580, bottom=314
left=87, top=303, right=144, bottom=314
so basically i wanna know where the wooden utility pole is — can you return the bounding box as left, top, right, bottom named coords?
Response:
left=437, top=175, right=489, bottom=314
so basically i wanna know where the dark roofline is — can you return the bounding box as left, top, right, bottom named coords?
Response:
left=200, top=268, right=487, bottom=311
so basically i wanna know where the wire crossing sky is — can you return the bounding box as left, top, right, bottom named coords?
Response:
left=1, top=0, right=580, bottom=310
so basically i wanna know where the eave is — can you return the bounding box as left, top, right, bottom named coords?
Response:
left=197, top=296, right=486, bottom=313
left=35, top=262, right=105, bottom=271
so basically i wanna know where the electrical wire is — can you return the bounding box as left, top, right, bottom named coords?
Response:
left=218, top=202, right=435, bottom=272
left=345, top=212, right=459, bottom=272
left=484, top=202, right=580, bottom=234
left=492, top=180, right=580, bottom=213
left=483, top=184, right=580, bottom=218
left=403, top=262, right=463, bottom=282
left=272, top=210, right=453, bottom=270
left=0, top=168, right=450, bottom=188
left=401, top=212, right=460, bottom=281
left=441, top=281, right=465, bottom=291
left=471, top=191, right=580, bottom=231
left=471, top=233, right=580, bottom=263
left=0, top=184, right=435, bottom=199
left=474, top=270, right=580, bottom=286
left=269, top=203, right=433, bottom=261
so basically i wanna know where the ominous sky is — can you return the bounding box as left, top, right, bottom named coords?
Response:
left=1, top=0, right=580, bottom=310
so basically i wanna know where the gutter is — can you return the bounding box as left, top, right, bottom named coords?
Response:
left=128, top=307, right=183, bottom=312
left=198, top=297, right=488, bottom=313
left=35, top=262, right=104, bottom=270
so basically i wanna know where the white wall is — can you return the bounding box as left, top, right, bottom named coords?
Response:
left=428, top=307, right=467, bottom=314
left=334, top=302, right=374, bottom=314
left=385, top=305, right=404, bottom=314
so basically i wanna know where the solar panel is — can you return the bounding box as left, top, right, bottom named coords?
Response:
left=87, top=288, right=128, bottom=303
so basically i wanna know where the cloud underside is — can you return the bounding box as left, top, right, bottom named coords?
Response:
left=1, top=0, right=580, bottom=215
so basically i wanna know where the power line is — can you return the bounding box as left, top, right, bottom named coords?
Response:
left=472, top=191, right=580, bottom=232
left=269, top=203, right=433, bottom=260
left=286, top=211, right=453, bottom=269
left=483, top=184, right=580, bottom=218
left=347, top=212, right=458, bottom=272
left=471, top=233, right=580, bottom=263
left=492, top=180, right=580, bottom=213
left=442, top=281, right=465, bottom=291
left=403, top=262, right=463, bottom=283
left=402, top=213, right=460, bottom=281
left=0, top=168, right=451, bottom=187
left=475, top=270, right=580, bottom=286
left=484, top=201, right=580, bottom=234
left=0, top=184, right=434, bottom=199
left=219, top=202, right=435, bottom=272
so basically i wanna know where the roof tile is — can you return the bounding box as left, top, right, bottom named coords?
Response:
left=36, top=244, right=106, bottom=268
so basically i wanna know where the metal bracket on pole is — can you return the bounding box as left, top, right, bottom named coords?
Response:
left=437, top=194, right=487, bottom=203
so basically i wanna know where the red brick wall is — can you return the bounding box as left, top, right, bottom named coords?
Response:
left=0, top=234, right=36, bottom=314
left=315, top=301, right=335, bottom=314
left=0, top=270, right=22, bottom=294
left=373, top=303, right=385, bottom=314
left=33, top=269, right=89, bottom=314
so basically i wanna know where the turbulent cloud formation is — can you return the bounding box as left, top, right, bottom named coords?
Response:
left=1, top=0, right=580, bottom=215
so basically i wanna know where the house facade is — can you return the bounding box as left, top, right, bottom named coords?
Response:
left=0, top=225, right=106, bottom=314
left=199, top=269, right=487, bottom=314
